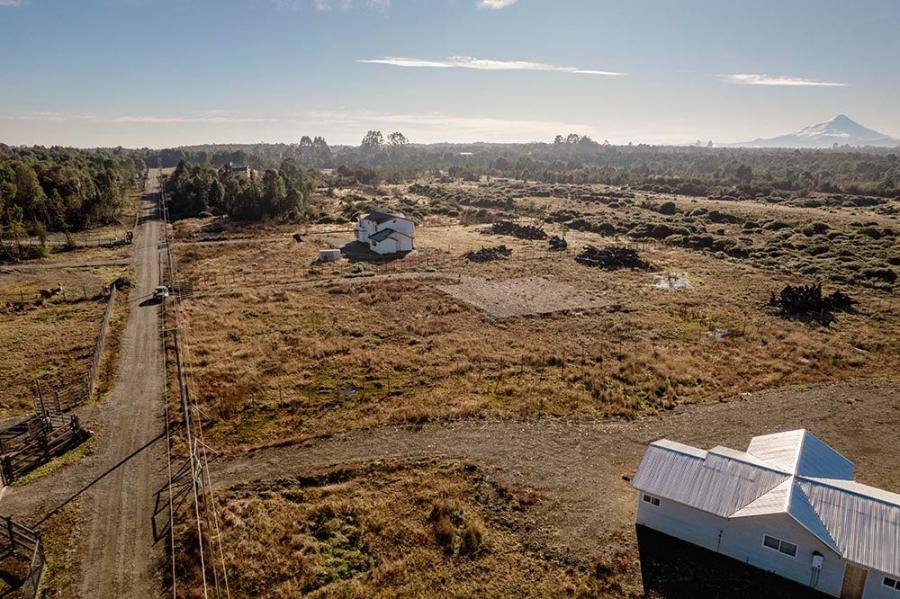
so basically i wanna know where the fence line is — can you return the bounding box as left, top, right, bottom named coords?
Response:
left=0, top=284, right=109, bottom=307
left=0, top=283, right=117, bottom=485
left=87, top=285, right=118, bottom=399
left=0, top=516, right=45, bottom=598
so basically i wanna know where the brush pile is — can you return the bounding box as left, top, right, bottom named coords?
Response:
left=490, top=221, right=547, bottom=240
left=768, top=283, right=856, bottom=326
left=548, top=236, right=568, bottom=251
left=576, top=245, right=651, bottom=270
left=464, top=245, right=512, bottom=263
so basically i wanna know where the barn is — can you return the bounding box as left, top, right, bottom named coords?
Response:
left=356, top=211, right=415, bottom=255
left=632, top=430, right=900, bottom=599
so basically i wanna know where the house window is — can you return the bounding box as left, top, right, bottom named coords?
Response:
left=884, top=577, right=900, bottom=590
left=762, top=534, right=797, bottom=557
left=642, top=493, right=661, bottom=507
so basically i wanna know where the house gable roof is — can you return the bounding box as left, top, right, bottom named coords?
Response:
left=632, top=430, right=900, bottom=578
left=363, top=211, right=404, bottom=225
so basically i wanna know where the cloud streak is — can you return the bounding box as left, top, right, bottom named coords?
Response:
left=2, top=111, right=269, bottom=124
left=477, top=0, right=519, bottom=9
left=720, top=73, right=846, bottom=87
left=359, top=56, right=624, bottom=76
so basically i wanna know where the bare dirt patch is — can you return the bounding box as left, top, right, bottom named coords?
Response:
left=438, top=275, right=606, bottom=318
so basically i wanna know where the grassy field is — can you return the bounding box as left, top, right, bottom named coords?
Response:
left=167, top=180, right=899, bottom=596
left=171, top=459, right=636, bottom=598
left=0, top=241, right=133, bottom=420
left=173, top=216, right=898, bottom=452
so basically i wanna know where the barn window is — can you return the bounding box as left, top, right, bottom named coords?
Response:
left=884, top=577, right=900, bottom=590
left=763, top=534, right=797, bottom=557
left=642, top=493, right=661, bottom=507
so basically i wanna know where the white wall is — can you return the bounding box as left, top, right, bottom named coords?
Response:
left=372, top=238, right=398, bottom=255
left=636, top=494, right=846, bottom=597
left=864, top=571, right=900, bottom=599
left=357, top=219, right=376, bottom=242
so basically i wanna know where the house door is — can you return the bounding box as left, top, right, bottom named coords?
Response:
left=840, top=564, right=868, bottom=599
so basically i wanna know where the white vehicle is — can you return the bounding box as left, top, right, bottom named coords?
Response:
left=152, top=286, right=169, bottom=301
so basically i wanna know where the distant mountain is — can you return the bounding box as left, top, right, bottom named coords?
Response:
left=736, top=115, right=899, bottom=148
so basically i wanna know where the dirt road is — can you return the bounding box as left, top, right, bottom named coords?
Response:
left=3, top=174, right=166, bottom=597
left=212, top=378, right=900, bottom=562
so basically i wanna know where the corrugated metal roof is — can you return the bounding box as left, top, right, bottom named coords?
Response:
left=633, top=429, right=899, bottom=578
left=746, top=430, right=854, bottom=479
left=731, top=478, right=791, bottom=517
left=799, top=478, right=900, bottom=578
left=631, top=442, right=789, bottom=518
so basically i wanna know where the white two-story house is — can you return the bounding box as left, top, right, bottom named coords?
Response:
left=356, top=211, right=415, bottom=255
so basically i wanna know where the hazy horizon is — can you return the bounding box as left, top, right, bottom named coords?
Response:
left=2, top=0, right=899, bottom=148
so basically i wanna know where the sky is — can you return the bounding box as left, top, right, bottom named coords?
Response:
left=1, top=0, right=899, bottom=148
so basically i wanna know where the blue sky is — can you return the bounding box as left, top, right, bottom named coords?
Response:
left=1, top=0, right=898, bottom=147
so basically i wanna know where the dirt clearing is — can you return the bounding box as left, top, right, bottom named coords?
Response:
left=438, top=275, right=607, bottom=318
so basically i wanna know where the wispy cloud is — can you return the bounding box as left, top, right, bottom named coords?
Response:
left=477, top=0, right=519, bottom=9
left=359, top=56, right=624, bottom=76
left=267, top=0, right=389, bottom=11
left=0, top=0, right=24, bottom=6
left=719, top=73, right=846, bottom=87
left=301, top=109, right=599, bottom=142
left=2, top=109, right=602, bottom=144
left=1, top=111, right=269, bottom=124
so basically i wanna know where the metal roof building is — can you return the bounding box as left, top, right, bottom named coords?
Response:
left=632, top=430, right=900, bottom=599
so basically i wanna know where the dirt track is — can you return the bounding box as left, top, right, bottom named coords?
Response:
left=2, top=175, right=166, bottom=597
left=212, top=378, right=900, bottom=563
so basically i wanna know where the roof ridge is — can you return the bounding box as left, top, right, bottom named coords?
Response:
left=792, top=429, right=807, bottom=474
left=800, top=476, right=900, bottom=507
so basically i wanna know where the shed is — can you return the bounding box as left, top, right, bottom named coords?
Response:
left=318, top=249, right=342, bottom=262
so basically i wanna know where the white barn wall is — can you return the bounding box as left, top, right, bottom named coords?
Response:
left=637, top=497, right=846, bottom=597
left=864, top=572, right=899, bottom=599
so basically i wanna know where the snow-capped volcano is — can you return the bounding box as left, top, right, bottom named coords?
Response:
left=737, top=115, right=899, bottom=148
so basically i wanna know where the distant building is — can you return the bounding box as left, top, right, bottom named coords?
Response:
left=632, top=429, right=900, bottom=599
left=356, top=211, right=415, bottom=255
left=229, top=164, right=252, bottom=178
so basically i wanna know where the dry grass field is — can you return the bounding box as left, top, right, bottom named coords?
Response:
left=166, top=180, right=899, bottom=597
left=171, top=459, right=635, bottom=598
left=173, top=211, right=898, bottom=453
left=0, top=192, right=137, bottom=421
left=0, top=265, right=129, bottom=420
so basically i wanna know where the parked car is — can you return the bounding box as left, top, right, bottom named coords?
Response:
left=152, top=286, right=169, bottom=301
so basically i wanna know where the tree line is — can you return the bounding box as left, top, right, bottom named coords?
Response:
left=0, top=145, right=143, bottom=256
left=164, top=159, right=316, bottom=221
left=137, top=133, right=900, bottom=198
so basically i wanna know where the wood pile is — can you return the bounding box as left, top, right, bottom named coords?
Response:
left=768, top=283, right=856, bottom=326
left=575, top=245, right=651, bottom=270
left=490, top=221, right=548, bottom=240
left=465, top=245, right=512, bottom=263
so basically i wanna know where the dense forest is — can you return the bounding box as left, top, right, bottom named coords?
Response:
left=164, top=159, right=315, bottom=221
left=136, top=132, right=900, bottom=199
left=0, top=145, right=144, bottom=248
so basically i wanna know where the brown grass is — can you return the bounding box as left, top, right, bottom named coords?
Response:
left=0, top=263, right=130, bottom=420
left=170, top=460, right=636, bottom=598
left=174, top=223, right=899, bottom=452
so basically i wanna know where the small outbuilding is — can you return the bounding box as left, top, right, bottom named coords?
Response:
left=632, top=429, right=900, bottom=599
left=317, top=249, right=342, bottom=262
left=356, top=211, right=415, bottom=255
